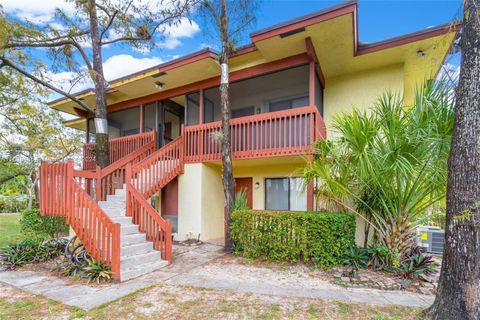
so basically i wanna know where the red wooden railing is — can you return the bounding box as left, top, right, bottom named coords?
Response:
left=124, top=137, right=182, bottom=262
left=39, top=161, right=121, bottom=280
left=39, top=162, right=70, bottom=217
left=184, top=106, right=325, bottom=163
left=83, top=131, right=156, bottom=170
left=125, top=185, right=172, bottom=262
left=76, top=137, right=156, bottom=201
left=128, top=137, right=183, bottom=199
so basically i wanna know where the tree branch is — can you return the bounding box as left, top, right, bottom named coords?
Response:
left=99, top=10, right=118, bottom=41
left=0, top=57, right=95, bottom=114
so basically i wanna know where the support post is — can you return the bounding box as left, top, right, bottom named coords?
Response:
left=199, top=89, right=204, bottom=124
left=309, top=61, right=315, bottom=108
left=95, top=166, right=102, bottom=201
left=307, top=180, right=314, bottom=211
left=139, top=104, right=145, bottom=133
left=86, top=118, right=91, bottom=143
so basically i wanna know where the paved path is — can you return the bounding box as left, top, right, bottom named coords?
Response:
left=0, top=243, right=225, bottom=310
left=0, top=243, right=434, bottom=310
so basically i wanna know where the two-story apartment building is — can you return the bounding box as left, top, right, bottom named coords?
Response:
left=40, top=0, right=457, bottom=280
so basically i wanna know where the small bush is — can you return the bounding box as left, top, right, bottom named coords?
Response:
left=231, top=210, right=356, bottom=268
left=83, top=259, right=113, bottom=283
left=233, top=189, right=249, bottom=212
left=367, top=244, right=399, bottom=271
left=19, top=208, right=68, bottom=240
left=0, top=238, right=66, bottom=270
left=343, top=246, right=370, bottom=276
left=397, top=247, right=438, bottom=279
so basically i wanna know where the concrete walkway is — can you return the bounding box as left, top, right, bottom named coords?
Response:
left=0, top=243, right=434, bottom=310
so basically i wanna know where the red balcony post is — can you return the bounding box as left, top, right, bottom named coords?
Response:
left=309, top=61, right=315, bottom=107
left=139, top=104, right=144, bottom=133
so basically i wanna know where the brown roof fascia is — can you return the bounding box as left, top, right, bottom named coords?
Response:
left=250, top=0, right=357, bottom=42
left=356, top=23, right=461, bottom=56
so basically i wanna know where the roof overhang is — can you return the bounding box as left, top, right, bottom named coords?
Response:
left=56, top=0, right=459, bottom=129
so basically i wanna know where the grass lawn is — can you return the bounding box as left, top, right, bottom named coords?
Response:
left=0, top=214, right=24, bottom=247
left=0, top=283, right=425, bottom=320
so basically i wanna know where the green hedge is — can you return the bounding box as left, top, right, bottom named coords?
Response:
left=231, top=210, right=356, bottom=268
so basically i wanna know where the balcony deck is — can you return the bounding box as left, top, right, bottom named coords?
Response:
left=83, top=106, right=325, bottom=167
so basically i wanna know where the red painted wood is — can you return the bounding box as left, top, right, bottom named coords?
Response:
left=161, top=178, right=178, bottom=216
left=83, top=131, right=155, bottom=170
left=139, top=105, right=144, bottom=133
left=184, top=106, right=325, bottom=163
left=124, top=137, right=182, bottom=262
left=39, top=161, right=122, bottom=280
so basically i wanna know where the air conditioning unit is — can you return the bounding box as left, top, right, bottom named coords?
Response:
left=416, top=226, right=444, bottom=254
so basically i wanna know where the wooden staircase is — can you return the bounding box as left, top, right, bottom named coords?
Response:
left=39, top=131, right=182, bottom=281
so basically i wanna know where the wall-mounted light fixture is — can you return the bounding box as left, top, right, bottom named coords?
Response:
left=155, top=81, right=165, bottom=90
left=416, top=50, right=426, bottom=58
left=254, top=182, right=260, bottom=189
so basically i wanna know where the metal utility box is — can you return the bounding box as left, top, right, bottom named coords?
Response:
left=416, top=226, right=445, bottom=254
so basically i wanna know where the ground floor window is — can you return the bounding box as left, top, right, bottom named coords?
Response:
left=265, top=177, right=307, bottom=211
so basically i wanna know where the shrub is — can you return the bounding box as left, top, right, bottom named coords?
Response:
left=0, top=238, right=66, bottom=270
left=367, top=243, right=399, bottom=271
left=233, top=189, right=249, bottom=212
left=83, top=259, right=113, bottom=283
left=343, top=246, right=370, bottom=276
left=397, top=247, right=438, bottom=279
left=19, top=208, right=68, bottom=240
left=231, top=210, right=356, bottom=268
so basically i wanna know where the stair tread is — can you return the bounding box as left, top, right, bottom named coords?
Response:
left=121, top=250, right=159, bottom=262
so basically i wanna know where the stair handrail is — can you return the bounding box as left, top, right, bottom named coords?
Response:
left=124, top=181, right=172, bottom=262
left=74, top=135, right=156, bottom=201
left=129, top=137, right=183, bottom=199
left=39, top=161, right=121, bottom=280
left=83, top=130, right=156, bottom=170
left=124, top=137, right=183, bottom=262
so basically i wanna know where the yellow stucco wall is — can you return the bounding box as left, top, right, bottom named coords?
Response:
left=201, top=164, right=225, bottom=243
left=177, top=163, right=224, bottom=243
left=323, top=63, right=404, bottom=137
left=177, top=163, right=203, bottom=240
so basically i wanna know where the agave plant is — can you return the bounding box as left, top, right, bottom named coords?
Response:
left=304, top=81, right=454, bottom=255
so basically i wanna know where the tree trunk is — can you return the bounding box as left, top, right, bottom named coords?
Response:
left=219, top=0, right=235, bottom=252
left=32, top=172, right=39, bottom=209
left=88, top=0, right=109, bottom=168
left=427, top=1, right=480, bottom=318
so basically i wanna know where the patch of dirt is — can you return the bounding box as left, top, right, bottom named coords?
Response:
left=204, top=254, right=438, bottom=296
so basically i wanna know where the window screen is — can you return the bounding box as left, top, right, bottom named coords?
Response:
left=265, top=178, right=289, bottom=210
left=265, top=177, right=307, bottom=211
left=290, top=178, right=307, bottom=211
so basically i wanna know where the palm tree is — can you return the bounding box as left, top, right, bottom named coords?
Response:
left=303, top=81, right=454, bottom=255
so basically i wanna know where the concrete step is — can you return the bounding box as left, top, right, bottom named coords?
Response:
left=120, top=251, right=160, bottom=270
left=121, top=224, right=139, bottom=235
left=120, top=258, right=168, bottom=281
left=121, top=242, right=154, bottom=257
left=106, top=194, right=126, bottom=202
left=111, top=216, right=133, bottom=224
left=121, top=233, right=146, bottom=246
left=98, top=203, right=126, bottom=211
left=115, top=189, right=126, bottom=197
left=102, top=207, right=126, bottom=217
